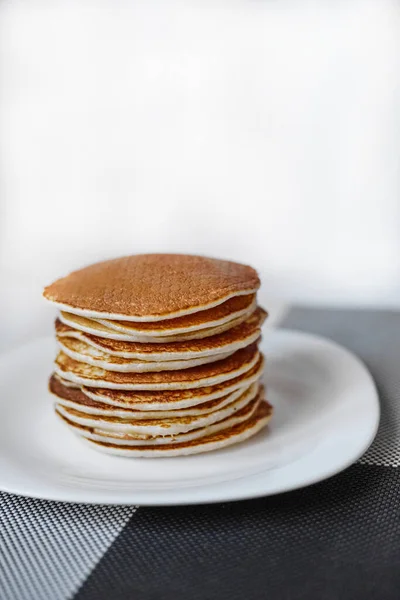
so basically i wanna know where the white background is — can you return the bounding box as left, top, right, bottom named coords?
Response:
left=0, top=0, right=399, bottom=350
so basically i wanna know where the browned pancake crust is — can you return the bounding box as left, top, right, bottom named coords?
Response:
left=99, top=294, right=255, bottom=332
left=59, top=336, right=240, bottom=367
left=57, top=400, right=272, bottom=448
left=55, top=343, right=259, bottom=385
left=44, top=254, right=260, bottom=318
left=56, top=390, right=261, bottom=429
left=55, top=308, right=266, bottom=355
left=50, top=374, right=255, bottom=413
left=80, top=356, right=264, bottom=405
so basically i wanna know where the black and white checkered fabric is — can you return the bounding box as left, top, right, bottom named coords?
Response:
left=1, top=308, right=399, bottom=600
left=0, top=496, right=135, bottom=600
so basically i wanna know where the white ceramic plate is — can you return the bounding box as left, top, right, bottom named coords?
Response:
left=0, top=330, right=379, bottom=505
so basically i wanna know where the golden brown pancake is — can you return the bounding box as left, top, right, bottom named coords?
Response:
left=60, top=401, right=272, bottom=457
left=54, top=387, right=261, bottom=437
left=55, top=308, right=266, bottom=359
left=55, top=344, right=260, bottom=390
left=49, top=374, right=259, bottom=418
left=96, top=294, right=256, bottom=335
left=80, top=356, right=265, bottom=409
left=56, top=394, right=263, bottom=445
left=57, top=336, right=236, bottom=372
left=59, top=309, right=255, bottom=343
left=43, top=254, right=260, bottom=321
left=45, top=254, right=271, bottom=457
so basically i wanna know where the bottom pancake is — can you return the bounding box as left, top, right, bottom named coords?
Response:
left=56, top=400, right=272, bottom=457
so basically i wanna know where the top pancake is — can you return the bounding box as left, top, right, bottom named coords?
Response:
left=43, top=254, right=260, bottom=321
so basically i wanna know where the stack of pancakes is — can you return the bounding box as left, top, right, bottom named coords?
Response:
left=44, top=254, right=272, bottom=457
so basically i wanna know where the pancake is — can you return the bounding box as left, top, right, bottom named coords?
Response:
left=80, top=356, right=265, bottom=410
left=53, top=374, right=80, bottom=389
left=55, top=308, right=266, bottom=360
left=55, top=343, right=260, bottom=390
left=57, top=336, right=236, bottom=372
left=96, top=294, right=256, bottom=336
left=44, top=254, right=260, bottom=321
left=62, top=401, right=272, bottom=457
left=55, top=385, right=261, bottom=437
left=58, top=395, right=264, bottom=448
left=59, top=308, right=254, bottom=343
left=56, top=393, right=263, bottom=445
left=45, top=254, right=271, bottom=457
left=50, top=374, right=259, bottom=419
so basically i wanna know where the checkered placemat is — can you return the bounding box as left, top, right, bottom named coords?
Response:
left=1, top=308, right=399, bottom=600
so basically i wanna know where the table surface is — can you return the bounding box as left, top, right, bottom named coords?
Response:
left=1, top=307, right=399, bottom=600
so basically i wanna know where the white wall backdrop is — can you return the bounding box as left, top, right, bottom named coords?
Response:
left=0, top=0, right=399, bottom=349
